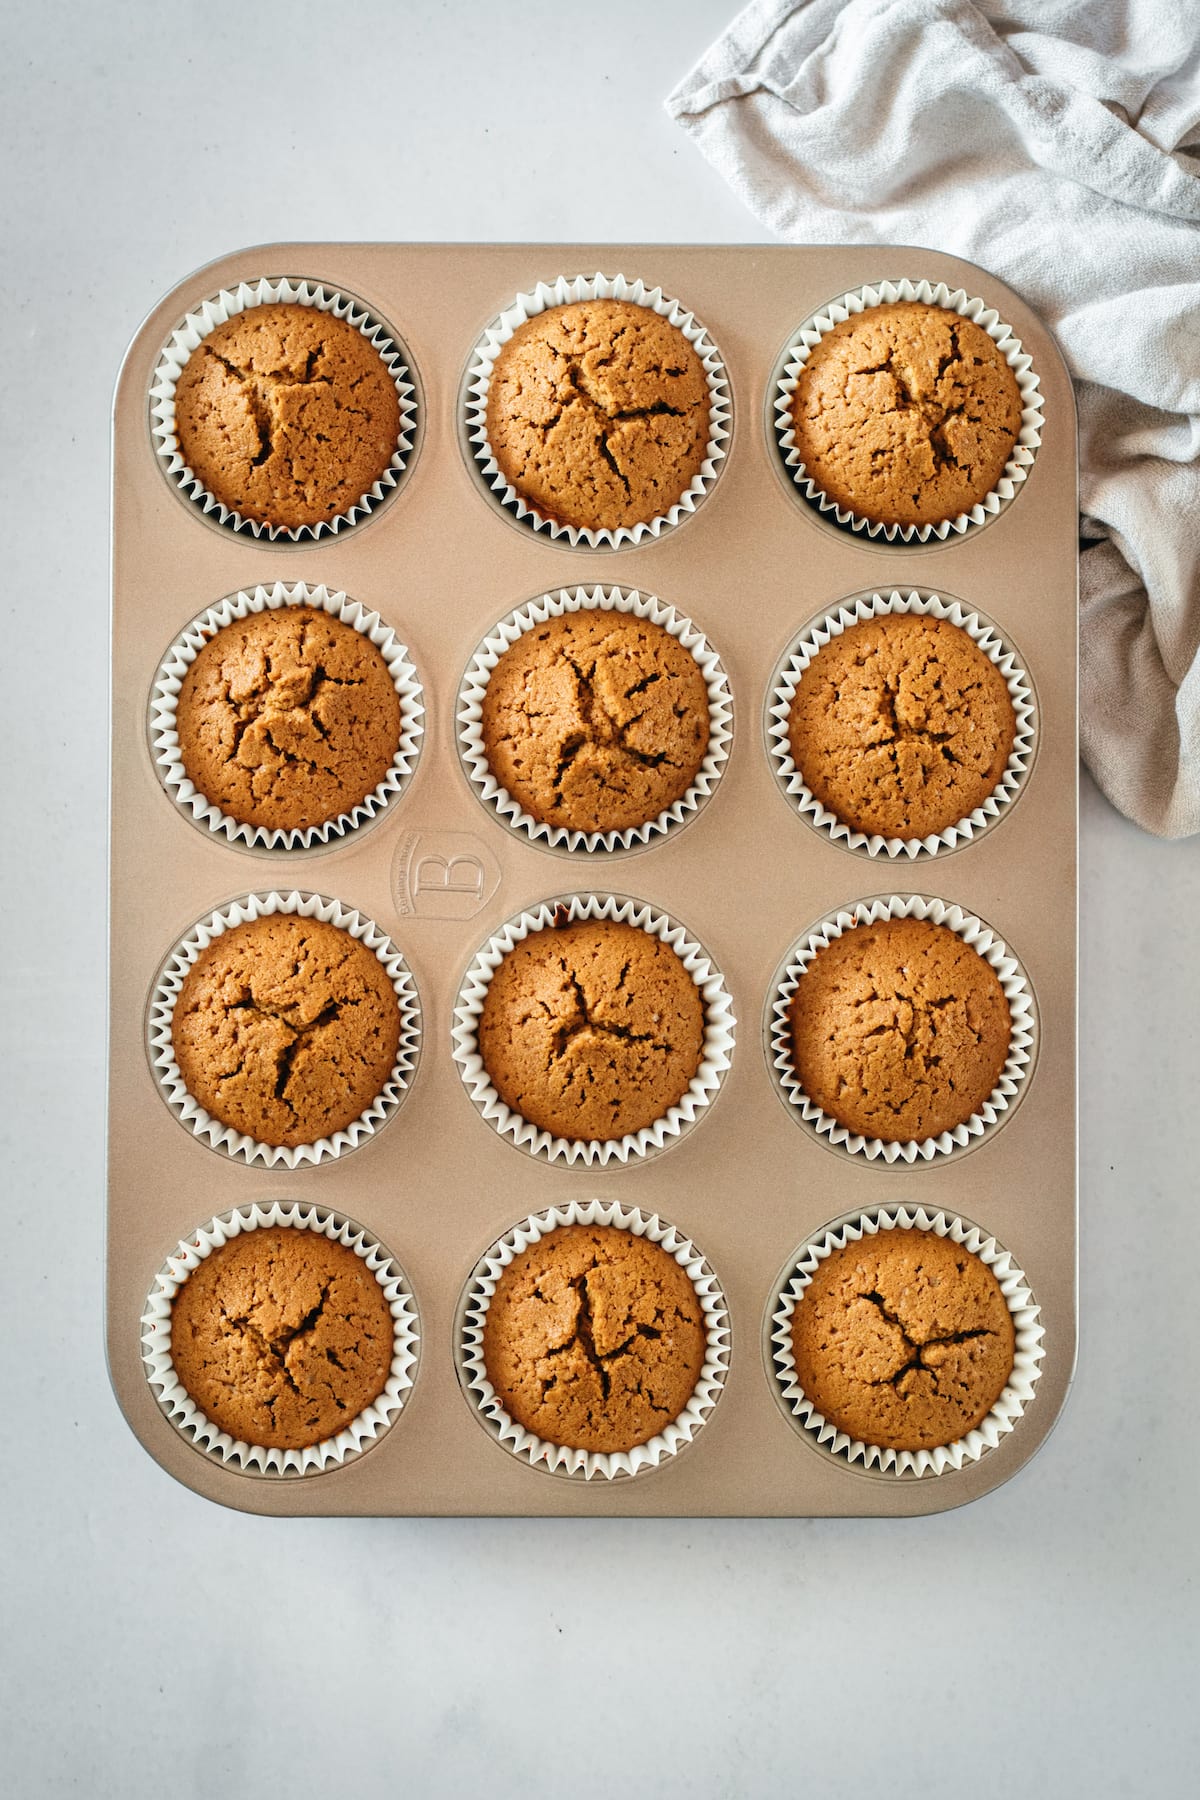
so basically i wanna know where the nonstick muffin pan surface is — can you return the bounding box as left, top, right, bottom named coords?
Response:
left=109, top=244, right=1077, bottom=1516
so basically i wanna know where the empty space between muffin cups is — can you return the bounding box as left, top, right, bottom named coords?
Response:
left=451, top=893, right=736, bottom=1167
left=457, top=1200, right=731, bottom=1481
left=148, top=891, right=422, bottom=1169
left=149, top=276, right=419, bottom=540
left=150, top=582, right=425, bottom=852
left=771, top=278, right=1044, bottom=543
left=141, top=1201, right=419, bottom=1477
left=766, top=589, right=1036, bottom=859
left=457, top=585, right=733, bottom=854
left=768, top=1205, right=1045, bottom=1478
left=463, top=272, right=731, bottom=549
left=766, top=894, right=1037, bottom=1165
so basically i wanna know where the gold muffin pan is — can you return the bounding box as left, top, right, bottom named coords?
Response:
left=109, top=244, right=1077, bottom=1517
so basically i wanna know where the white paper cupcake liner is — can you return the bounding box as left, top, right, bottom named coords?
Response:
left=772, top=278, right=1044, bottom=543
left=458, top=1199, right=731, bottom=1481
left=767, top=893, right=1036, bottom=1164
left=451, top=893, right=735, bottom=1167
left=464, top=272, right=731, bottom=549
left=767, top=589, right=1036, bottom=859
left=457, top=585, right=733, bottom=855
left=148, top=890, right=422, bottom=1168
left=149, top=582, right=425, bottom=852
left=769, top=1204, right=1045, bottom=1477
left=141, top=1201, right=419, bottom=1477
left=149, top=276, right=419, bottom=541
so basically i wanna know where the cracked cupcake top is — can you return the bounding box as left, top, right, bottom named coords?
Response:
left=787, top=614, right=1016, bottom=839
left=477, top=917, right=706, bottom=1142
left=480, top=611, right=710, bottom=834
left=789, top=301, right=1023, bottom=528
left=482, top=1224, right=707, bottom=1453
left=485, top=299, right=711, bottom=532
left=175, top=607, right=403, bottom=833
left=788, top=917, right=1011, bottom=1143
left=790, top=1230, right=1015, bottom=1450
left=171, top=915, right=402, bottom=1148
left=173, top=303, right=401, bottom=530
left=170, top=1226, right=394, bottom=1450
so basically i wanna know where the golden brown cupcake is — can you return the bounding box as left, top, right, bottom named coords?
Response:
left=170, top=1227, right=394, bottom=1449
left=787, top=614, right=1016, bottom=839
left=485, top=299, right=710, bottom=532
left=790, top=1230, right=1015, bottom=1450
left=173, top=303, right=401, bottom=530
left=788, top=917, right=1011, bottom=1142
left=482, top=1224, right=706, bottom=1454
left=789, top=301, right=1022, bottom=528
left=171, top=915, right=402, bottom=1148
left=478, top=917, right=705, bottom=1141
left=176, top=607, right=402, bottom=833
left=480, top=611, right=710, bottom=834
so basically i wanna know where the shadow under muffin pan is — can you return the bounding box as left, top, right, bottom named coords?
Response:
left=110, top=243, right=1077, bottom=1519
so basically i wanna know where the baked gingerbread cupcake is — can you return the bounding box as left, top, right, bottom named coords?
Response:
left=788, top=917, right=1011, bottom=1143
left=175, top=607, right=403, bottom=834
left=485, top=298, right=710, bottom=533
left=482, top=1223, right=707, bottom=1455
left=480, top=611, right=710, bottom=835
left=172, top=302, right=401, bottom=530
left=477, top=917, right=705, bottom=1141
left=171, top=914, right=402, bottom=1148
left=789, top=301, right=1022, bottom=529
left=170, top=1226, right=395, bottom=1450
left=790, top=1229, right=1016, bottom=1451
left=787, top=613, right=1017, bottom=840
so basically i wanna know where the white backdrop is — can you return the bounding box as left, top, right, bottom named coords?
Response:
left=1, top=3, right=1197, bottom=1794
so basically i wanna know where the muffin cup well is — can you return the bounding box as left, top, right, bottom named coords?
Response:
left=451, top=893, right=736, bottom=1167
left=141, top=1201, right=419, bottom=1477
left=149, top=276, right=419, bottom=541
left=457, top=1199, right=730, bottom=1481
left=457, top=585, right=733, bottom=855
left=771, top=278, right=1044, bottom=543
left=464, top=272, right=731, bottom=549
left=148, top=890, right=422, bottom=1169
left=768, top=1204, right=1045, bottom=1478
left=150, top=582, right=425, bottom=852
left=766, top=893, right=1036, bottom=1165
left=766, top=589, right=1036, bottom=859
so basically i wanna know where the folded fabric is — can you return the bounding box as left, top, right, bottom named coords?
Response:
left=668, top=0, right=1200, bottom=837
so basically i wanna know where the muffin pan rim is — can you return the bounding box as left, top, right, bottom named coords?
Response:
left=111, top=241, right=1077, bottom=1519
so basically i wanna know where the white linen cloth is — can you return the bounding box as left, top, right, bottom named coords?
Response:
left=667, top=0, right=1200, bottom=837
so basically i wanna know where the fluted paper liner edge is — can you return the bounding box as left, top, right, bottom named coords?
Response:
left=465, top=271, right=730, bottom=548
left=459, top=1199, right=730, bottom=1481
left=149, top=275, right=418, bottom=540
left=767, top=589, right=1036, bottom=859
left=769, top=1204, right=1045, bottom=1477
left=451, top=892, right=735, bottom=1166
left=150, top=582, right=425, bottom=851
left=457, top=585, right=732, bottom=854
left=141, top=1200, right=419, bottom=1476
left=772, top=277, right=1044, bottom=543
left=767, top=892, right=1036, bottom=1164
left=148, top=890, right=421, bottom=1168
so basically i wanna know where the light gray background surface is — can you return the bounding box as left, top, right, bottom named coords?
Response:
left=2, top=3, right=1197, bottom=1794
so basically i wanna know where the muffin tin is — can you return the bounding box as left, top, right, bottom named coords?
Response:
left=109, top=244, right=1077, bottom=1516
